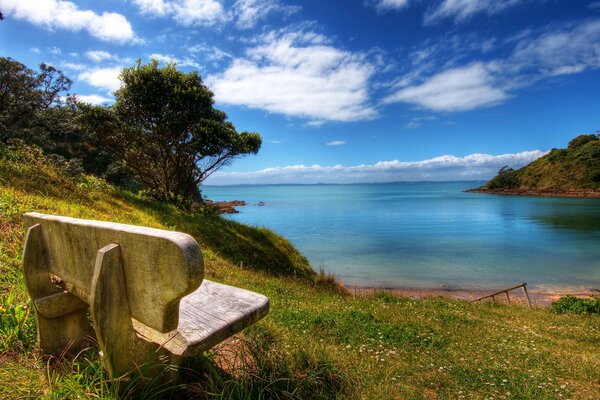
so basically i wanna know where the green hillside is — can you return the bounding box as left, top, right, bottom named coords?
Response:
left=476, top=134, right=600, bottom=196
left=1, top=143, right=599, bottom=399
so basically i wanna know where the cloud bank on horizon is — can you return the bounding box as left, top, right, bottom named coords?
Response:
left=205, top=150, right=547, bottom=185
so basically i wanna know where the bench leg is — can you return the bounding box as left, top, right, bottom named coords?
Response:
left=90, top=243, right=157, bottom=378
left=23, top=224, right=90, bottom=354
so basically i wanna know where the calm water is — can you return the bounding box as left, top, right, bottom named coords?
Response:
left=203, top=182, right=600, bottom=291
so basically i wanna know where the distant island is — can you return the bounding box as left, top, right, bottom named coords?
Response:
left=468, top=134, right=600, bottom=198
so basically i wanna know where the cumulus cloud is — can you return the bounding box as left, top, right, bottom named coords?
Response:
left=233, top=0, right=300, bottom=29
left=130, top=0, right=227, bottom=26
left=78, top=67, right=123, bottom=94
left=326, top=140, right=346, bottom=146
left=205, top=150, right=547, bottom=185
left=384, top=63, right=507, bottom=112
left=76, top=94, right=114, bottom=105
left=0, top=0, right=137, bottom=43
left=425, top=0, right=525, bottom=24
left=206, top=30, right=376, bottom=123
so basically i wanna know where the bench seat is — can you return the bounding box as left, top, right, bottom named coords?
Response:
left=22, top=212, right=270, bottom=377
left=133, top=279, right=269, bottom=356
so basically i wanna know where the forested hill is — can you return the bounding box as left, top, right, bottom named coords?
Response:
left=469, top=134, right=600, bottom=197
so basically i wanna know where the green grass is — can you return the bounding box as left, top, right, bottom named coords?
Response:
left=1, top=143, right=600, bottom=399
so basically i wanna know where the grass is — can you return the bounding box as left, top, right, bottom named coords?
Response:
left=482, top=135, right=600, bottom=191
left=1, top=143, right=600, bottom=399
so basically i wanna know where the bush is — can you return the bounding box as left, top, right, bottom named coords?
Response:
left=568, top=134, right=599, bottom=149
left=551, top=295, right=600, bottom=315
left=486, top=165, right=520, bottom=189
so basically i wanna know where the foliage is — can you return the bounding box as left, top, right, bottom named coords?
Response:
left=0, top=292, right=34, bottom=352
left=551, top=295, right=600, bottom=315
left=568, top=134, right=600, bottom=149
left=0, top=57, right=71, bottom=143
left=485, top=165, right=520, bottom=189
left=482, top=134, right=600, bottom=191
left=80, top=60, right=262, bottom=202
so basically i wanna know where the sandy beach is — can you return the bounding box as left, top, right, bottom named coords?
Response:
left=345, top=284, right=599, bottom=307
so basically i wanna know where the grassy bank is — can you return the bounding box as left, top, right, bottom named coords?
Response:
left=473, top=134, right=600, bottom=196
left=1, top=144, right=599, bottom=399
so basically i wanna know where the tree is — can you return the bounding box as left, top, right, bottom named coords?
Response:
left=0, top=57, right=72, bottom=142
left=81, top=60, right=261, bottom=202
left=487, top=165, right=519, bottom=189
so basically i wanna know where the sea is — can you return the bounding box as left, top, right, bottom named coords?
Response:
left=203, top=182, right=600, bottom=291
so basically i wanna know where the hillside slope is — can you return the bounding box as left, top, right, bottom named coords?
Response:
left=471, top=134, right=600, bottom=197
left=1, top=143, right=599, bottom=399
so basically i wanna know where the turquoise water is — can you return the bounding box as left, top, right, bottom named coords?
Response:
left=203, top=182, right=600, bottom=291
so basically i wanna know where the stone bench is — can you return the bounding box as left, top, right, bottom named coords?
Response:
left=22, top=212, right=269, bottom=378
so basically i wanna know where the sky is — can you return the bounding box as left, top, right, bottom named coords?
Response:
left=0, top=0, right=599, bottom=184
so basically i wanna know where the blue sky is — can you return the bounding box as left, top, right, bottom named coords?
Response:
left=1, top=0, right=599, bottom=184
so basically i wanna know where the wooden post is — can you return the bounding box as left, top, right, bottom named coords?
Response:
left=521, top=283, right=532, bottom=308
left=505, top=291, right=511, bottom=304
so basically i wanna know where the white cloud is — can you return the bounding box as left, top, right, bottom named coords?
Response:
left=206, top=30, right=377, bottom=123
left=78, top=67, right=123, bottom=93
left=130, top=0, right=227, bottom=26
left=76, top=94, right=114, bottom=105
left=509, top=20, right=600, bottom=80
left=0, top=0, right=137, bottom=43
left=326, top=140, right=346, bottom=146
left=61, top=62, right=88, bottom=72
left=374, top=0, right=409, bottom=11
left=131, top=0, right=171, bottom=16
left=149, top=53, right=202, bottom=68
left=425, top=0, right=524, bottom=24
left=85, top=50, right=118, bottom=63
left=233, top=0, right=300, bottom=29
left=384, top=63, right=507, bottom=112
left=189, top=44, right=232, bottom=63
left=386, top=19, right=600, bottom=113
left=205, top=150, right=547, bottom=185
left=30, top=47, right=41, bottom=54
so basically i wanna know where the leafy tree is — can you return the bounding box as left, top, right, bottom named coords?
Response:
left=0, top=57, right=71, bottom=142
left=486, top=165, right=519, bottom=189
left=81, top=60, right=261, bottom=202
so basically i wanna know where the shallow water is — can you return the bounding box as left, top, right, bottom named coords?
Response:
left=203, top=182, right=600, bottom=291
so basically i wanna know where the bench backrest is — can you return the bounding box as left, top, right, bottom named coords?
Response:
left=24, top=212, right=204, bottom=333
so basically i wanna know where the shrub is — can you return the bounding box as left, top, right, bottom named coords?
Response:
left=568, top=134, right=599, bottom=149
left=486, top=165, right=520, bottom=189
left=551, top=295, right=600, bottom=315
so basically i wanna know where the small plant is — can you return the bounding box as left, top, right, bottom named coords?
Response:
left=551, top=295, right=600, bottom=315
left=315, top=268, right=349, bottom=295
left=0, top=292, right=34, bottom=352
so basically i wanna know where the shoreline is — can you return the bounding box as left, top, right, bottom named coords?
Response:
left=344, top=284, right=599, bottom=307
left=465, top=187, right=600, bottom=198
